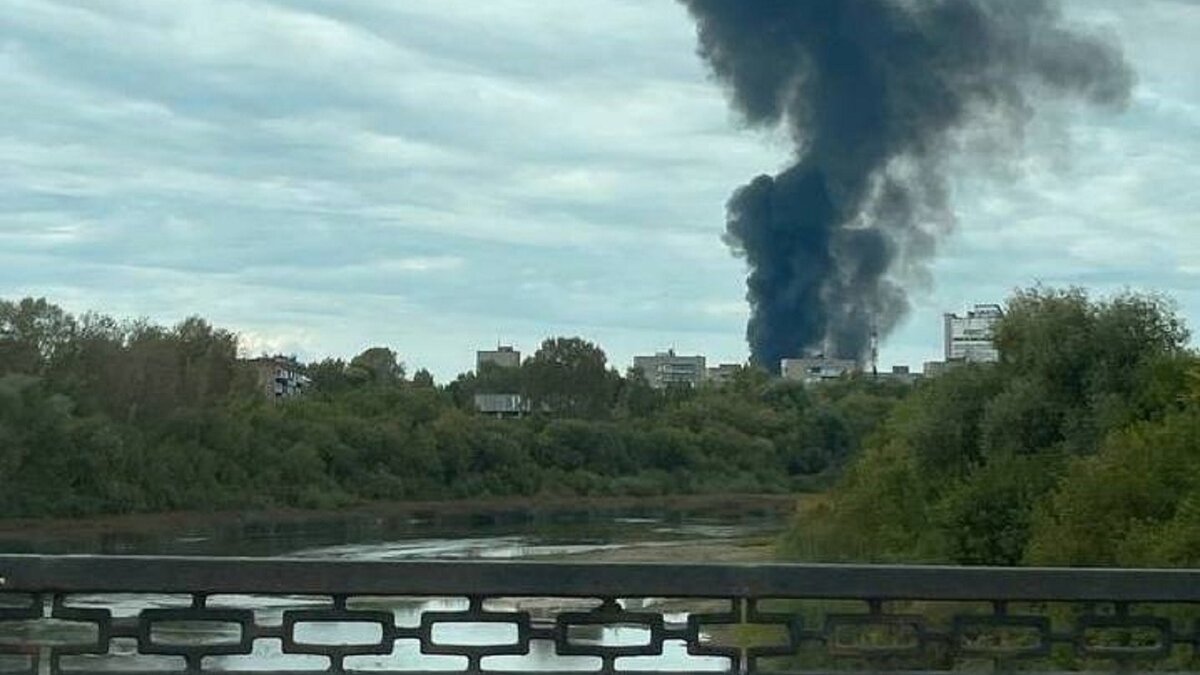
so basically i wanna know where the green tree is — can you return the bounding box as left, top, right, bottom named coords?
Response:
left=1027, top=405, right=1200, bottom=566
left=411, top=368, right=436, bottom=388
left=172, top=316, right=238, bottom=408
left=615, top=367, right=662, bottom=418
left=522, top=337, right=617, bottom=418
left=347, top=347, right=405, bottom=385
left=476, top=361, right=522, bottom=394
left=783, top=286, right=1195, bottom=566
left=934, top=453, right=1058, bottom=565
left=0, top=297, right=77, bottom=375
left=0, top=296, right=907, bottom=521
left=996, top=287, right=1190, bottom=452
left=306, top=358, right=351, bottom=395
left=888, top=365, right=1002, bottom=481
left=780, top=440, right=933, bottom=562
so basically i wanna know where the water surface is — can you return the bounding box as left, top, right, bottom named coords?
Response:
left=0, top=507, right=786, bottom=672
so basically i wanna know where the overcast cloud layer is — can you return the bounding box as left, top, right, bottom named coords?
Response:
left=2, top=0, right=1198, bottom=379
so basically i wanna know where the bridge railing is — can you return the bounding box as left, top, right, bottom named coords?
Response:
left=2, top=555, right=1200, bottom=674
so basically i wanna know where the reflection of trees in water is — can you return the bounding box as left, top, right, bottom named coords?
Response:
left=21, top=594, right=723, bottom=672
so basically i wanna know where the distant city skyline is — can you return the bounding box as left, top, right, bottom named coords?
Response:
left=2, top=0, right=1198, bottom=381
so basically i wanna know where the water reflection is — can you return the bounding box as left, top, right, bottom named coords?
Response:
left=288, top=537, right=632, bottom=561
left=1, top=511, right=781, bottom=671
left=43, top=595, right=729, bottom=672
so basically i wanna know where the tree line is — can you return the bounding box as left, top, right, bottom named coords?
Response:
left=0, top=297, right=906, bottom=519
left=781, top=287, right=1200, bottom=567
left=8, top=286, right=1194, bottom=568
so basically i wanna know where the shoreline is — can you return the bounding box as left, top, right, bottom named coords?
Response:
left=536, top=536, right=777, bottom=563
left=0, top=493, right=801, bottom=544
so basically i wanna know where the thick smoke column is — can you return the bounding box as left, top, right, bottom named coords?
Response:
left=681, top=0, right=1133, bottom=371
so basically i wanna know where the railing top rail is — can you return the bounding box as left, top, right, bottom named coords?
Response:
left=2, top=555, right=1199, bottom=601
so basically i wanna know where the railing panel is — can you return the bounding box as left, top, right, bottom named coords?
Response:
left=3, top=556, right=1200, bottom=674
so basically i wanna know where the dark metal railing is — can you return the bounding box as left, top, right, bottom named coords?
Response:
left=3, top=555, right=1200, bottom=674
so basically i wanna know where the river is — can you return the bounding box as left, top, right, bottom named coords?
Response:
left=0, top=503, right=788, bottom=672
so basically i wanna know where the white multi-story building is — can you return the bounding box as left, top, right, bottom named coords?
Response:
left=633, top=350, right=707, bottom=389
left=944, top=304, right=1004, bottom=363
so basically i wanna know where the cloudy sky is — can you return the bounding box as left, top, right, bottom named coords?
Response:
left=2, top=0, right=1198, bottom=380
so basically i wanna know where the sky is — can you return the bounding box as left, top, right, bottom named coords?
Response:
left=2, top=0, right=1198, bottom=381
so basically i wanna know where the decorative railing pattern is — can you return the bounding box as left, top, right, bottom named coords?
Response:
left=3, top=555, right=1200, bottom=673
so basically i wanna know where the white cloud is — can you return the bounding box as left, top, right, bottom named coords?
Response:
left=0, top=0, right=1196, bottom=379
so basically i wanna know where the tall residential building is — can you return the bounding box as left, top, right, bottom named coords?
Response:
left=633, top=350, right=707, bottom=389
left=477, top=345, right=521, bottom=371
left=944, top=304, right=1004, bottom=363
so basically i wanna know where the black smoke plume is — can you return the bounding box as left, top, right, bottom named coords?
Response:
left=680, top=0, right=1133, bottom=371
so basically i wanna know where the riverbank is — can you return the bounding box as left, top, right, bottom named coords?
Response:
left=0, top=493, right=802, bottom=552
left=539, top=536, right=776, bottom=563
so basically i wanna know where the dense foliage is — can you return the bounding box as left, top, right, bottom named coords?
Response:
left=10, top=286, right=1194, bottom=566
left=0, top=298, right=907, bottom=519
left=781, top=287, right=1200, bottom=567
